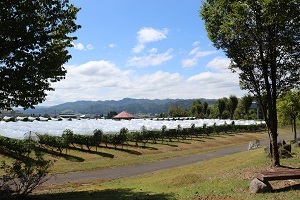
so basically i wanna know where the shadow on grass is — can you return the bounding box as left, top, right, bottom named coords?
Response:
left=138, top=145, right=158, bottom=151
left=68, top=146, right=115, bottom=158
left=0, top=149, right=35, bottom=163
left=31, top=188, right=174, bottom=200
left=176, top=140, right=192, bottom=144
left=212, top=135, right=227, bottom=138
left=126, top=144, right=159, bottom=151
left=191, top=138, right=206, bottom=142
left=273, top=183, right=300, bottom=193
left=160, top=143, right=178, bottom=147
left=279, top=165, right=300, bottom=169
left=100, top=146, right=142, bottom=155
left=202, top=136, right=216, bottom=140
left=38, top=147, right=85, bottom=162
left=225, top=134, right=237, bottom=136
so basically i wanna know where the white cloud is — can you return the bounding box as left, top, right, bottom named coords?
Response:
left=126, top=48, right=173, bottom=67
left=72, top=42, right=85, bottom=50
left=182, top=48, right=216, bottom=68
left=192, top=41, right=200, bottom=46
left=132, top=27, right=169, bottom=53
left=72, top=42, right=94, bottom=51
left=181, top=56, right=198, bottom=68
left=127, top=27, right=173, bottom=67
left=206, top=57, right=231, bottom=72
left=187, top=71, right=242, bottom=98
left=106, top=44, right=117, bottom=49
left=86, top=44, right=94, bottom=50
left=149, top=48, right=158, bottom=54
left=181, top=43, right=217, bottom=68
left=132, top=44, right=145, bottom=54
left=186, top=56, right=242, bottom=98
left=189, top=47, right=200, bottom=55
left=42, top=57, right=245, bottom=106
left=137, top=27, right=168, bottom=44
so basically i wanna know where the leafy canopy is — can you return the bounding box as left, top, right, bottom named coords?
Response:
left=201, top=0, right=299, bottom=98
left=201, top=0, right=299, bottom=166
left=277, top=90, right=300, bottom=126
left=0, top=0, right=81, bottom=109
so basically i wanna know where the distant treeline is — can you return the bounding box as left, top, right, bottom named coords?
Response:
left=21, top=96, right=260, bottom=120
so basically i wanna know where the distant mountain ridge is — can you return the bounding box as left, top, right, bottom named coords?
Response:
left=21, top=98, right=217, bottom=116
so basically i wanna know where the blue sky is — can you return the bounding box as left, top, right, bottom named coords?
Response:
left=43, top=0, right=247, bottom=106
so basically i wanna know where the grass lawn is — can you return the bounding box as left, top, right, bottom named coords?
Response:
left=33, top=142, right=300, bottom=200
left=19, top=131, right=267, bottom=174
left=2, top=127, right=299, bottom=199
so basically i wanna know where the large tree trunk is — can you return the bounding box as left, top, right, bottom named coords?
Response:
left=269, top=129, right=280, bottom=166
left=269, top=83, right=280, bottom=166
left=259, top=81, right=280, bottom=166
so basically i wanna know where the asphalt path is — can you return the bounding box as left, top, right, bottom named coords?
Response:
left=44, top=134, right=292, bottom=186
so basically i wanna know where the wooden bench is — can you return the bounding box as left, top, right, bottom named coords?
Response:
left=257, top=169, right=300, bottom=182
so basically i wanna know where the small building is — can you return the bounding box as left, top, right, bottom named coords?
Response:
left=59, top=114, right=78, bottom=119
left=113, top=111, right=135, bottom=120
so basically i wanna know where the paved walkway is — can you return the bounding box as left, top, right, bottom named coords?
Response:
left=44, top=134, right=291, bottom=186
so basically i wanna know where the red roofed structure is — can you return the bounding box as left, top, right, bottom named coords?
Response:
left=113, top=111, right=135, bottom=120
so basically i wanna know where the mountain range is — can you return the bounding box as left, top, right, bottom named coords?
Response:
left=20, top=98, right=218, bottom=116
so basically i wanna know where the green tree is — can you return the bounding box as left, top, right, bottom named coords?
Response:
left=0, top=0, right=81, bottom=109
left=93, top=129, right=103, bottom=152
left=239, top=95, right=253, bottom=119
left=168, top=104, right=189, bottom=117
left=206, top=107, right=211, bottom=118
left=62, top=129, right=74, bottom=154
left=0, top=149, right=53, bottom=198
left=140, top=125, right=148, bottom=146
left=277, top=90, right=300, bottom=142
left=190, top=100, right=203, bottom=118
left=228, top=95, right=239, bottom=120
left=107, top=111, right=118, bottom=119
left=201, top=0, right=299, bottom=166
left=217, top=98, right=226, bottom=119
left=161, top=125, right=167, bottom=144
left=203, top=101, right=209, bottom=118
left=118, top=127, right=128, bottom=149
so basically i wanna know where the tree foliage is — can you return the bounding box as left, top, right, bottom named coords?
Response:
left=203, top=101, right=209, bottom=117
left=201, top=0, right=300, bottom=166
left=277, top=90, right=300, bottom=142
left=217, top=98, right=226, bottom=119
left=228, top=95, right=238, bottom=120
left=107, top=111, right=118, bottom=119
left=0, top=0, right=81, bottom=109
left=93, top=129, right=103, bottom=152
left=190, top=100, right=203, bottom=118
left=168, top=104, right=189, bottom=117
left=0, top=149, right=53, bottom=198
left=62, top=129, right=74, bottom=154
left=239, top=94, right=253, bottom=119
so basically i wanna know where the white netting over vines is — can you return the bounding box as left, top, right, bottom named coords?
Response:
left=0, top=118, right=263, bottom=139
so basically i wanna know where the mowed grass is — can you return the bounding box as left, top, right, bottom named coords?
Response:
left=43, top=131, right=264, bottom=174
left=45, top=127, right=293, bottom=174
left=34, top=136, right=300, bottom=200
left=2, top=127, right=299, bottom=199
left=0, top=132, right=262, bottom=175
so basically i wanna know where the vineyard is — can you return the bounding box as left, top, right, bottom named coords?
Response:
left=0, top=123, right=266, bottom=157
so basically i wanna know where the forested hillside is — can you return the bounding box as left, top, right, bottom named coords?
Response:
left=21, top=98, right=217, bottom=116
